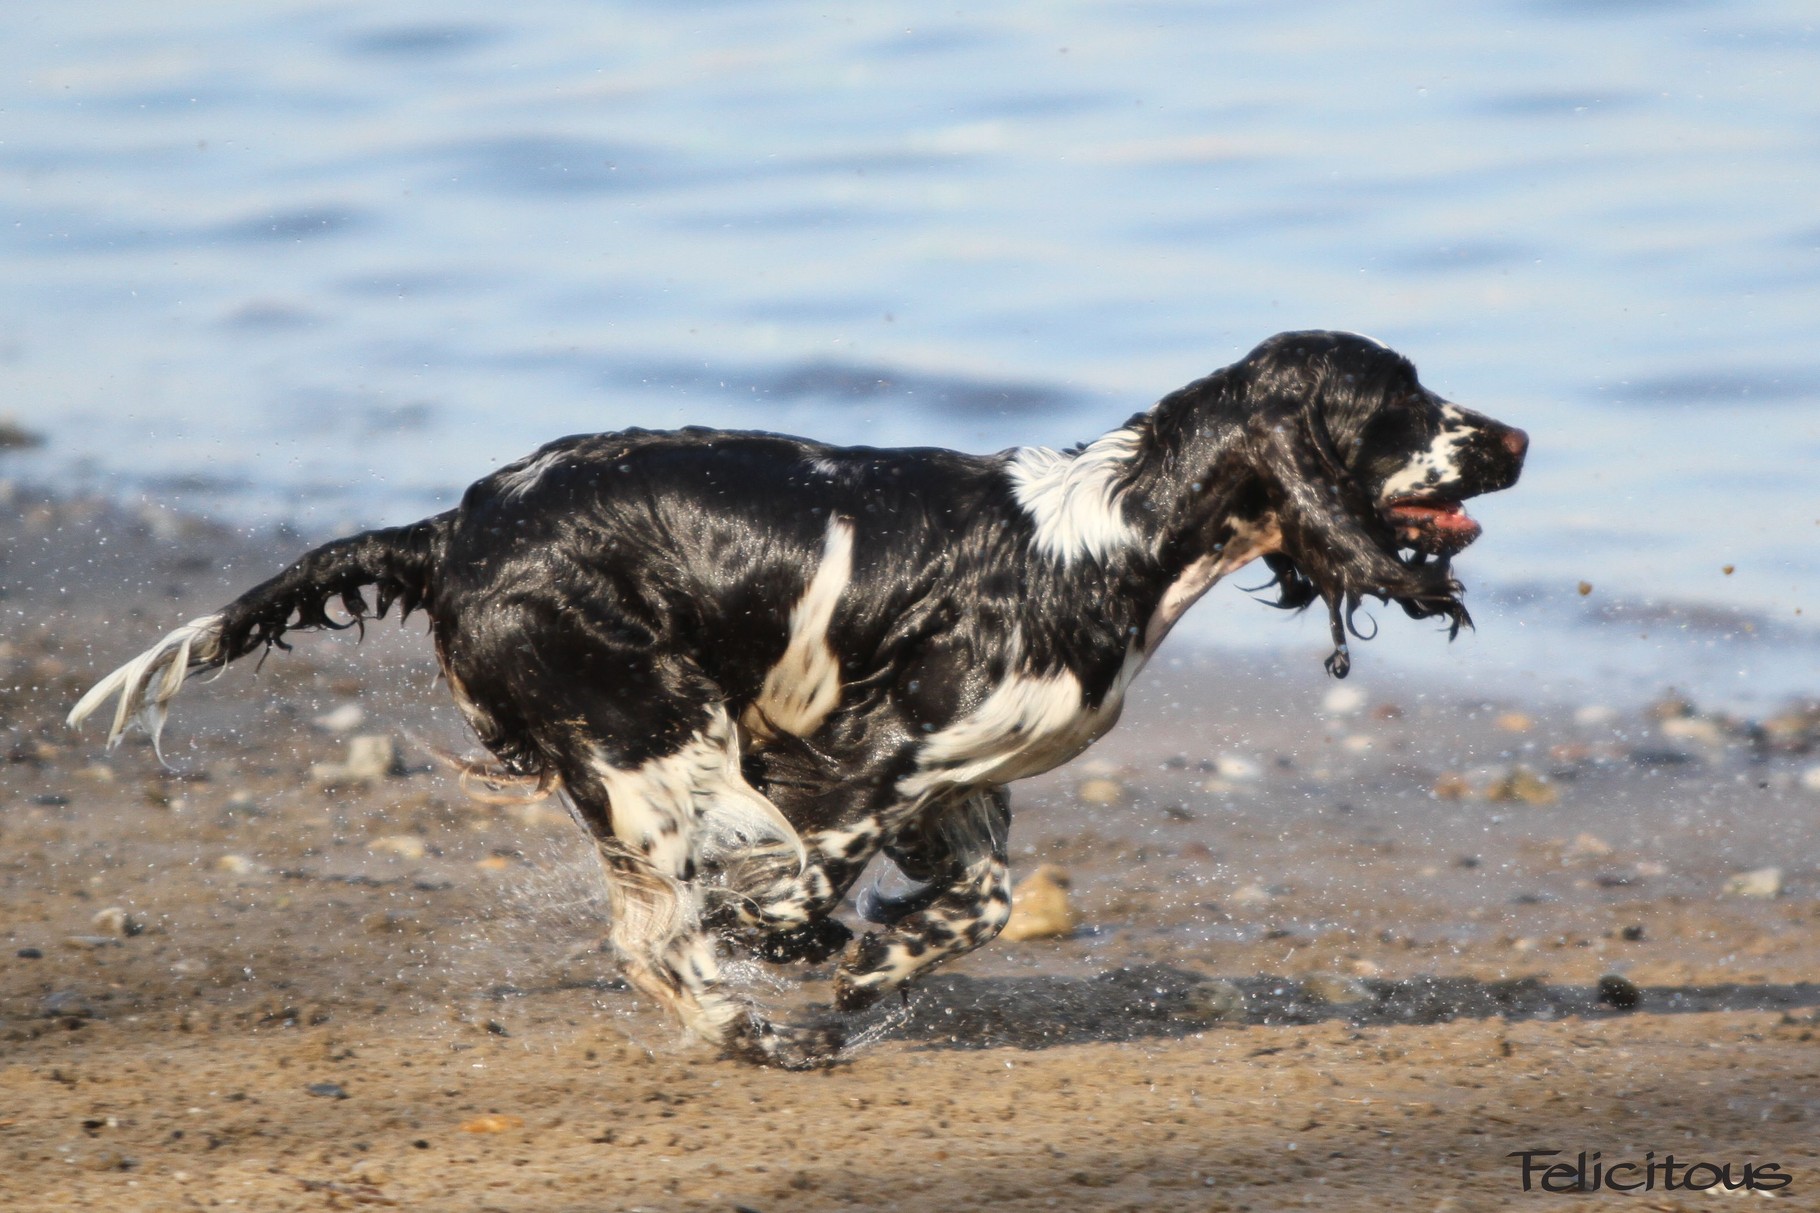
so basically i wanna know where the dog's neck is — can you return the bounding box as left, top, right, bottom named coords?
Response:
left=1006, top=382, right=1283, bottom=661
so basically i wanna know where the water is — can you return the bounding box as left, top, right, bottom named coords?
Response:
left=3, top=0, right=1817, bottom=708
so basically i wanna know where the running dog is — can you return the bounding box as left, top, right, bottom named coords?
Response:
left=68, top=330, right=1527, bottom=1067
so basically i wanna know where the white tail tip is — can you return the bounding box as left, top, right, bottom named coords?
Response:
left=66, top=615, right=226, bottom=761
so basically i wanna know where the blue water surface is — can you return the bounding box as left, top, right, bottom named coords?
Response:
left=2, top=1, right=1816, bottom=708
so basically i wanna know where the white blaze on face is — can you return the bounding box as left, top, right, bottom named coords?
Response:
left=1378, top=403, right=1473, bottom=500
left=746, top=517, right=854, bottom=740
left=1006, top=426, right=1145, bottom=564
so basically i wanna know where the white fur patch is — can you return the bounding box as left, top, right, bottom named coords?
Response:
left=591, top=705, right=806, bottom=876
left=1379, top=403, right=1471, bottom=500
left=66, top=614, right=226, bottom=760
left=899, top=646, right=1146, bottom=802
left=746, top=518, right=853, bottom=739
left=1006, top=426, right=1145, bottom=564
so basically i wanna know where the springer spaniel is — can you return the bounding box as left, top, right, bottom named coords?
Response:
left=69, top=331, right=1526, bottom=1067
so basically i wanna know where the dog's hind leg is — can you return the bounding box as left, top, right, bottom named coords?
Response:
left=549, top=693, right=840, bottom=1068
left=832, top=786, right=1013, bottom=1012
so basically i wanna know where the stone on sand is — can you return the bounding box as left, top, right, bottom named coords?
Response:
left=1724, top=867, right=1783, bottom=899
left=311, top=703, right=366, bottom=734
left=1000, top=864, right=1077, bottom=941
left=1300, top=973, right=1374, bottom=1006
left=368, top=834, right=428, bottom=861
left=1076, top=777, right=1128, bottom=806
left=1485, top=766, right=1557, bottom=806
left=1321, top=685, right=1366, bottom=716
left=1180, top=979, right=1246, bottom=1023
left=311, top=734, right=402, bottom=786
left=91, top=906, right=140, bottom=938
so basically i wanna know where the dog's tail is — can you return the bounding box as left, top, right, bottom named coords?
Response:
left=67, top=513, right=453, bottom=758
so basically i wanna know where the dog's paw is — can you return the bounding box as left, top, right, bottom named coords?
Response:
left=831, top=934, right=896, bottom=1012
left=755, top=917, right=853, bottom=965
left=832, top=978, right=887, bottom=1014
left=724, top=1016, right=846, bottom=1070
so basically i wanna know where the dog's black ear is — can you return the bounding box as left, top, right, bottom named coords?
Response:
left=1246, top=402, right=1468, bottom=675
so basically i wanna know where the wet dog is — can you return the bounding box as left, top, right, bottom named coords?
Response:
left=69, top=331, right=1526, bottom=1067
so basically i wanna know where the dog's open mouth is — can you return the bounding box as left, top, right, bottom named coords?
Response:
left=1384, top=496, right=1482, bottom=556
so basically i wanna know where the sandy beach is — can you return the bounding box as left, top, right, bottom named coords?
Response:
left=0, top=488, right=1816, bottom=1211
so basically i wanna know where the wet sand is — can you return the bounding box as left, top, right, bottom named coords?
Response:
left=4, top=490, right=1819, bottom=1211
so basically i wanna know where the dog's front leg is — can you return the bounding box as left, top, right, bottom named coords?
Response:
left=833, top=786, right=1012, bottom=1012
left=709, top=815, right=897, bottom=964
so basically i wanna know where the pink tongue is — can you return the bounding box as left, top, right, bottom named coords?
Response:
left=1392, top=502, right=1480, bottom=539
left=1431, top=509, right=1478, bottom=536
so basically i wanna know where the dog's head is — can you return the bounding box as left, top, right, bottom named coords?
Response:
left=1219, top=331, right=1527, bottom=675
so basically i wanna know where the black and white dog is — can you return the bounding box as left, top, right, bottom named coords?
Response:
left=69, top=331, right=1525, bottom=1067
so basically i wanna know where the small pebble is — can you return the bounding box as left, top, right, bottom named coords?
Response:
left=215, top=854, right=264, bottom=876
left=1000, top=865, right=1077, bottom=942
left=311, top=735, right=401, bottom=786
left=1076, top=777, right=1127, bottom=807
left=1646, top=692, right=1697, bottom=722
left=1494, top=711, right=1534, bottom=733
left=305, top=1082, right=349, bottom=1099
left=1724, top=867, right=1783, bottom=899
left=1321, top=686, right=1366, bottom=716
left=1597, top=973, right=1641, bottom=1010
left=1560, top=833, right=1613, bottom=862
left=1763, top=707, right=1820, bottom=752
left=1179, top=979, right=1246, bottom=1023
left=460, top=1114, right=524, bottom=1133
left=16, top=947, right=43, bottom=959
left=1573, top=704, right=1618, bottom=727
left=311, top=703, right=367, bottom=734
left=1431, top=773, right=1471, bottom=801
left=91, top=907, right=141, bottom=938
left=1485, top=766, right=1557, bottom=806
left=40, top=989, right=96, bottom=1018
left=1659, top=716, right=1726, bottom=747
left=1208, top=755, right=1260, bottom=781
left=1798, top=765, right=1820, bottom=794
left=368, top=834, right=428, bottom=861
left=1300, top=973, right=1373, bottom=1006
left=1230, top=882, right=1273, bottom=907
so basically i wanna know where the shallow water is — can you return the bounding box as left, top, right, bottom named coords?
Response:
left=3, top=0, right=1817, bottom=706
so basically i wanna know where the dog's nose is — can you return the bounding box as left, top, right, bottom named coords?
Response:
left=1502, top=427, right=1529, bottom=460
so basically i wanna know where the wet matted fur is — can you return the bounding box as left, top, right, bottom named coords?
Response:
left=69, top=330, right=1526, bottom=1067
